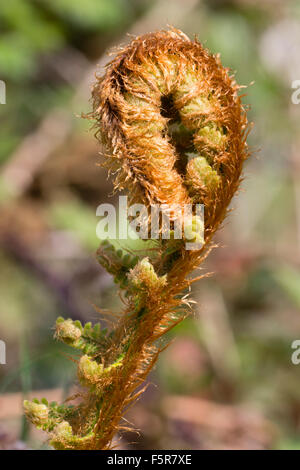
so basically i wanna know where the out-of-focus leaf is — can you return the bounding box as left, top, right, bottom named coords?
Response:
left=202, top=12, right=255, bottom=83
left=48, top=198, right=99, bottom=251
left=41, top=0, right=131, bottom=31
left=0, top=34, right=35, bottom=80
left=278, top=438, right=300, bottom=450
left=0, top=0, right=64, bottom=53
left=273, top=265, right=300, bottom=309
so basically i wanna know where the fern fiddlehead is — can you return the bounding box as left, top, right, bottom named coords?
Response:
left=24, top=29, right=250, bottom=450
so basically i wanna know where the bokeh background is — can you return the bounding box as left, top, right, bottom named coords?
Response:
left=0, top=0, right=300, bottom=450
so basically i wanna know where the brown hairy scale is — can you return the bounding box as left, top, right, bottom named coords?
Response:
left=24, top=28, right=250, bottom=450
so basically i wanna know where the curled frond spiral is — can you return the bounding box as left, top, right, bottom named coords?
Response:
left=92, top=28, right=249, bottom=239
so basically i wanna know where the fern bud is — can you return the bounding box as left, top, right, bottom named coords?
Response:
left=128, top=258, right=167, bottom=291
left=55, top=318, right=82, bottom=346
left=184, top=215, right=205, bottom=245
left=24, top=400, right=49, bottom=428
left=186, top=155, right=221, bottom=194
left=52, top=421, right=73, bottom=439
left=78, top=355, right=104, bottom=386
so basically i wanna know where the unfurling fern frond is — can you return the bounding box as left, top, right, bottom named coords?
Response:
left=24, top=28, right=250, bottom=450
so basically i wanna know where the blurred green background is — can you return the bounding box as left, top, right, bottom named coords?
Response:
left=0, top=0, right=300, bottom=450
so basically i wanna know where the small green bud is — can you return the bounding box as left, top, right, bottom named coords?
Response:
left=52, top=421, right=73, bottom=439
left=74, top=320, right=83, bottom=330
left=128, top=258, right=167, bottom=291
left=78, top=355, right=104, bottom=385
left=83, top=322, right=92, bottom=335
left=184, top=215, right=204, bottom=245
left=24, top=400, right=48, bottom=427
left=186, top=155, right=221, bottom=191
left=91, top=323, right=101, bottom=339
left=55, top=319, right=82, bottom=346
left=180, top=95, right=213, bottom=122
left=197, top=124, right=226, bottom=147
left=195, top=122, right=227, bottom=154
